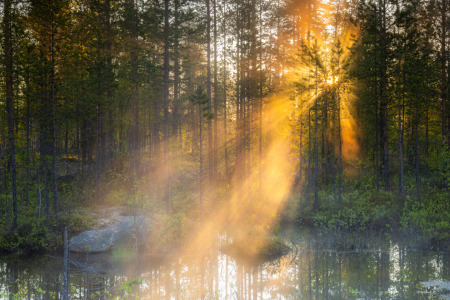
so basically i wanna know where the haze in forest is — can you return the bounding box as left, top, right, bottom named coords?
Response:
left=0, top=1, right=450, bottom=298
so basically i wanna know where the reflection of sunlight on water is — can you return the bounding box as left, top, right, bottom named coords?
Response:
left=2, top=235, right=450, bottom=299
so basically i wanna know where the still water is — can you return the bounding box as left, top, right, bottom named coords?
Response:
left=1, top=230, right=450, bottom=299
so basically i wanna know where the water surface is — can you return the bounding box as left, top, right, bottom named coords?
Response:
left=1, top=231, right=449, bottom=299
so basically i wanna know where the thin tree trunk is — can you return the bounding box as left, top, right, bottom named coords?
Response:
left=380, top=0, right=390, bottom=191
left=398, top=101, right=405, bottom=200
left=322, top=95, right=327, bottom=184
left=128, top=0, right=139, bottom=174
left=63, top=226, right=69, bottom=300
left=173, top=0, right=180, bottom=143
left=4, top=0, right=17, bottom=231
left=415, top=109, right=420, bottom=202
left=314, top=45, right=319, bottom=211
left=105, top=0, right=114, bottom=162
left=235, top=13, right=241, bottom=180
left=206, top=0, right=213, bottom=183
left=199, top=102, right=204, bottom=212
left=95, top=41, right=102, bottom=203
left=338, top=88, right=342, bottom=206
left=0, top=145, right=2, bottom=196
left=441, top=0, right=448, bottom=144
left=375, top=76, right=380, bottom=190
left=25, top=53, right=32, bottom=206
left=259, top=0, right=263, bottom=190
left=51, top=21, right=59, bottom=222
left=38, top=167, right=42, bottom=218
left=213, top=0, right=218, bottom=177
left=223, top=0, right=228, bottom=179
left=396, top=18, right=405, bottom=201
left=246, top=57, right=251, bottom=178
left=299, top=107, right=303, bottom=199
left=163, top=0, right=170, bottom=213
left=336, top=29, right=343, bottom=206
left=308, top=108, right=312, bottom=206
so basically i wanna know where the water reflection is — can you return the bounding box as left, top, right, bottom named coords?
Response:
left=1, top=233, right=450, bottom=299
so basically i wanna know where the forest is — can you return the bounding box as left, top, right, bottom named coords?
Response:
left=0, top=0, right=449, bottom=256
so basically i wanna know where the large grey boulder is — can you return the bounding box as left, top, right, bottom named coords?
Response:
left=70, top=216, right=151, bottom=253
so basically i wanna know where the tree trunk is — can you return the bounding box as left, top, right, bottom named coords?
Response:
left=51, top=21, right=59, bottom=222
left=25, top=49, right=32, bottom=206
left=396, top=18, right=405, bottom=201
left=299, top=109, right=303, bottom=199
left=0, top=145, right=2, bottom=196
left=199, top=102, right=204, bottom=212
left=235, top=12, right=241, bottom=180
left=415, top=109, right=420, bottom=202
left=163, top=0, right=170, bottom=213
left=314, top=45, right=319, bottom=211
left=223, top=0, right=228, bottom=179
left=63, top=226, right=69, bottom=300
left=105, top=0, right=114, bottom=162
left=380, top=0, right=390, bottom=191
left=441, top=0, right=448, bottom=144
left=259, top=0, right=263, bottom=190
left=128, top=0, right=140, bottom=173
left=307, top=108, right=312, bottom=206
left=338, top=88, right=342, bottom=206
left=213, top=0, right=218, bottom=177
left=4, top=0, right=18, bottom=231
left=206, top=0, right=213, bottom=183
left=173, top=0, right=180, bottom=144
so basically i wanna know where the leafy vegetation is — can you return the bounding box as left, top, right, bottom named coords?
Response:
left=0, top=0, right=449, bottom=259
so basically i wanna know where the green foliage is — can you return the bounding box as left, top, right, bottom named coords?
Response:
left=437, top=146, right=450, bottom=190
left=0, top=218, right=60, bottom=253
left=116, top=278, right=142, bottom=300
left=398, top=148, right=450, bottom=246
left=296, top=185, right=398, bottom=234
left=401, top=195, right=450, bottom=245
left=189, top=86, right=213, bottom=119
left=66, top=212, right=96, bottom=232
left=285, top=158, right=450, bottom=249
left=113, top=244, right=138, bottom=259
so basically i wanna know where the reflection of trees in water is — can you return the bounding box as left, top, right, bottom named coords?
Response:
left=1, top=236, right=450, bottom=299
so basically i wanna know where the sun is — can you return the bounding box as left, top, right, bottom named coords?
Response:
left=326, top=75, right=339, bottom=85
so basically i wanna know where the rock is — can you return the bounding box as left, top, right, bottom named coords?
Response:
left=70, top=216, right=151, bottom=253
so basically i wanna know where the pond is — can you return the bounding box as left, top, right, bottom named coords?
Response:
left=1, top=230, right=449, bottom=299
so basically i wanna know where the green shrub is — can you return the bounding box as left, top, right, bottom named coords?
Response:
left=0, top=218, right=61, bottom=253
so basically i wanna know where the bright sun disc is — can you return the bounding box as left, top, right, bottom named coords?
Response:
left=327, top=75, right=339, bottom=85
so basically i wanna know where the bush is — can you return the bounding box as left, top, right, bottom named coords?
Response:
left=0, top=218, right=61, bottom=253
left=303, top=186, right=398, bottom=234
left=401, top=194, right=450, bottom=246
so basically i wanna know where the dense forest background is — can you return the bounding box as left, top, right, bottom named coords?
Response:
left=0, top=0, right=449, bottom=252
